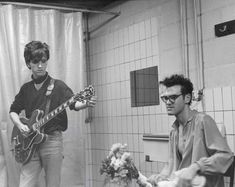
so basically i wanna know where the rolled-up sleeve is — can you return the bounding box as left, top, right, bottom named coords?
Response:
left=196, top=115, right=234, bottom=174
left=9, top=86, right=25, bottom=114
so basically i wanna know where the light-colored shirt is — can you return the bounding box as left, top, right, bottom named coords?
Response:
left=161, top=110, right=234, bottom=187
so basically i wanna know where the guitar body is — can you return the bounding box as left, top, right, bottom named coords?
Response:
left=11, top=109, right=48, bottom=165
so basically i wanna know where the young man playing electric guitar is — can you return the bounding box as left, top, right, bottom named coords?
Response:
left=9, top=41, right=96, bottom=187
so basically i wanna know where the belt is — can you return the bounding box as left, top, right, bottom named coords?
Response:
left=46, top=130, right=62, bottom=135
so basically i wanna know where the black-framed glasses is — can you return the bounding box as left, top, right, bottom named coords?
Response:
left=161, top=94, right=183, bottom=103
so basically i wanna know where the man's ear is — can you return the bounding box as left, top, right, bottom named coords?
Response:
left=27, top=64, right=31, bottom=69
left=184, top=94, right=191, bottom=104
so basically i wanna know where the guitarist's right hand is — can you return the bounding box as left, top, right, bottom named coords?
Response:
left=10, top=112, right=30, bottom=137
left=18, top=124, right=30, bottom=137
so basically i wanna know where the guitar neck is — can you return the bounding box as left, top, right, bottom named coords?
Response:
left=34, top=96, right=76, bottom=130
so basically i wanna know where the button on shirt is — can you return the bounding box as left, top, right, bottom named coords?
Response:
left=166, top=110, right=233, bottom=187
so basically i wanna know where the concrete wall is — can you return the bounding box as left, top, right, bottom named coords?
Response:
left=85, top=0, right=235, bottom=186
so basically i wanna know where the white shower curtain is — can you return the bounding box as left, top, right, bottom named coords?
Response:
left=0, top=4, right=86, bottom=187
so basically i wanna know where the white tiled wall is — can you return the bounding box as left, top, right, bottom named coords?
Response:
left=85, top=0, right=235, bottom=186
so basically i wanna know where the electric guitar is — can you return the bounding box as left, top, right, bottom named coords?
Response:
left=11, top=85, right=95, bottom=165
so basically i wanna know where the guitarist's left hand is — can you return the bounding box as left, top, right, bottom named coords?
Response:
left=86, top=96, right=97, bottom=107
left=74, top=96, right=97, bottom=111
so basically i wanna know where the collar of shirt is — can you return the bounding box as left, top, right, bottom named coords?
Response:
left=172, top=110, right=198, bottom=129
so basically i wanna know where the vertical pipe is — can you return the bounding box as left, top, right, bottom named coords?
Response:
left=180, top=0, right=186, bottom=75
left=84, top=13, right=93, bottom=123
left=193, top=0, right=200, bottom=89
left=193, top=0, right=205, bottom=111
left=180, top=0, right=189, bottom=77
left=198, top=0, right=205, bottom=89
left=193, top=0, right=205, bottom=90
left=83, top=13, right=93, bottom=187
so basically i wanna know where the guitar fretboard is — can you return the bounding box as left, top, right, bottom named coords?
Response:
left=33, top=97, right=76, bottom=129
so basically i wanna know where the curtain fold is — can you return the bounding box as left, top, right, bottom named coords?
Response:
left=0, top=5, right=85, bottom=187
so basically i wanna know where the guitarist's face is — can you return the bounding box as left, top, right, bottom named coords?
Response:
left=29, top=55, right=48, bottom=79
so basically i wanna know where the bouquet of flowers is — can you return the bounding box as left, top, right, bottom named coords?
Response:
left=100, top=143, right=152, bottom=187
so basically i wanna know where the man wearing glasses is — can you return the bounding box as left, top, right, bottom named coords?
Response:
left=148, top=74, right=233, bottom=187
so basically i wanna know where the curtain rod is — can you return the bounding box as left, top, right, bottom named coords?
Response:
left=0, top=2, right=120, bottom=16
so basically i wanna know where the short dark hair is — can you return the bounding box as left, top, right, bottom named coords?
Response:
left=24, top=41, right=49, bottom=68
left=160, top=74, right=194, bottom=104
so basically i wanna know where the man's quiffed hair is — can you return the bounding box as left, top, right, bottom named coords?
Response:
left=160, top=74, right=194, bottom=104
left=24, top=41, right=49, bottom=68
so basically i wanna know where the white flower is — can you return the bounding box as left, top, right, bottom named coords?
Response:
left=110, top=156, right=123, bottom=170
left=108, top=143, right=127, bottom=159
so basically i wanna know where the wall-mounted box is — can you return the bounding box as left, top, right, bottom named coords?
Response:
left=130, top=66, right=159, bottom=107
left=143, top=134, right=169, bottom=162
left=215, top=20, right=235, bottom=37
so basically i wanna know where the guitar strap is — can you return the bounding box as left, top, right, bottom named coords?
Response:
left=44, top=78, right=55, bottom=116
left=40, top=78, right=54, bottom=133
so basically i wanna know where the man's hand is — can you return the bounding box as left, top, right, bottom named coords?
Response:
left=18, top=124, right=30, bottom=137
left=147, top=174, right=168, bottom=186
left=86, top=96, right=97, bottom=107
left=174, top=163, right=200, bottom=182
left=75, top=96, right=97, bottom=110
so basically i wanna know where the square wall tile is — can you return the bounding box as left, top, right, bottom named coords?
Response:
left=123, top=27, right=129, bottom=45
left=138, top=115, right=144, bottom=134
left=113, top=30, right=119, bottom=48
left=231, top=87, right=235, bottom=110
left=137, top=106, right=144, bottom=116
left=162, top=114, right=170, bottom=134
left=139, top=21, right=146, bottom=40
left=145, top=19, right=151, bottom=38
left=127, top=116, right=133, bottom=133
left=132, top=116, right=139, bottom=134
left=214, top=111, right=224, bottom=124
left=121, top=99, right=127, bottom=116
left=151, top=17, right=158, bottom=36
left=126, top=98, right=132, bottom=116
left=133, top=152, right=140, bottom=168
left=124, top=45, right=130, bottom=62
left=206, top=112, right=215, bottom=120
left=144, top=115, right=150, bottom=134
left=146, top=38, right=152, bottom=57
left=155, top=114, right=162, bottom=133
left=133, top=134, right=139, bottom=152
left=224, top=111, right=234, bottom=134
left=128, top=134, right=134, bottom=151
left=129, top=24, right=135, bottom=44
left=134, top=23, right=140, bottom=42
left=134, top=42, right=140, bottom=60
left=222, top=87, right=233, bottom=110
left=213, top=87, right=223, bottom=111
left=116, top=116, right=122, bottom=134
left=140, top=40, right=147, bottom=59
left=149, top=114, right=157, bottom=134
left=226, top=135, right=235, bottom=153
left=204, top=88, right=214, bottom=112
left=118, top=29, right=124, bottom=47
left=151, top=35, right=159, bottom=56
left=129, top=43, right=135, bottom=62
left=119, top=47, right=124, bottom=64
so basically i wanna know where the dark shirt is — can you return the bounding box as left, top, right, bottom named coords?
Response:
left=10, top=75, right=74, bottom=134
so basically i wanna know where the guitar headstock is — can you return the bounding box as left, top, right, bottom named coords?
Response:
left=74, top=85, right=95, bottom=102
